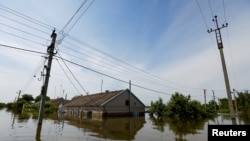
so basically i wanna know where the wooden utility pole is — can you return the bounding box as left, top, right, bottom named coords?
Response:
left=129, top=80, right=131, bottom=115
left=208, top=15, right=236, bottom=125
left=204, top=89, right=207, bottom=109
left=16, top=90, right=21, bottom=102
left=38, top=29, right=57, bottom=126
left=233, top=89, right=238, bottom=114
left=15, top=90, right=21, bottom=110
left=212, top=90, right=216, bottom=111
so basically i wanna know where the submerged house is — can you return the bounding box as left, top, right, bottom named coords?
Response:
left=64, top=89, right=145, bottom=120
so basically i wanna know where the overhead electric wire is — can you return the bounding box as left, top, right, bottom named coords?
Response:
left=1, top=2, right=205, bottom=95
left=0, top=14, right=50, bottom=35
left=66, top=35, right=204, bottom=92
left=56, top=55, right=172, bottom=96
left=0, top=43, right=47, bottom=55
left=57, top=0, right=95, bottom=45
left=56, top=49, right=99, bottom=105
left=56, top=50, right=88, bottom=95
left=56, top=59, right=81, bottom=95
left=21, top=56, right=45, bottom=93
left=60, top=0, right=87, bottom=32
left=0, top=29, right=47, bottom=47
left=66, top=0, right=95, bottom=34
left=207, top=0, right=214, bottom=16
left=59, top=43, right=201, bottom=94
left=0, top=4, right=54, bottom=30
left=0, top=22, right=48, bottom=41
left=222, top=0, right=227, bottom=22
left=196, top=0, right=209, bottom=29
left=221, top=0, right=238, bottom=90
left=0, top=2, right=230, bottom=98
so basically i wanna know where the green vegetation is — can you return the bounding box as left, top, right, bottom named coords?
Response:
left=237, top=90, right=250, bottom=111
left=0, top=102, right=6, bottom=109
left=149, top=91, right=250, bottom=120
left=150, top=92, right=217, bottom=120
left=218, top=90, right=250, bottom=113
left=34, top=95, right=50, bottom=103
left=4, top=94, right=57, bottom=114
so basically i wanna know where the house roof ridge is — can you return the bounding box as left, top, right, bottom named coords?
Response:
left=64, top=89, right=126, bottom=107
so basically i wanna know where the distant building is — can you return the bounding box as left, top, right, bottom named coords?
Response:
left=50, top=97, right=69, bottom=107
left=64, top=89, right=145, bottom=120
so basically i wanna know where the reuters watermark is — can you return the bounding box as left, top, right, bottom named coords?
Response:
left=208, top=125, right=250, bottom=140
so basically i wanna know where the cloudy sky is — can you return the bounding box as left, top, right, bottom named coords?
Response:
left=0, top=0, right=249, bottom=105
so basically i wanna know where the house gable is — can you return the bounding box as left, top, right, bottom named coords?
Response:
left=102, top=89, right=145, bottom=113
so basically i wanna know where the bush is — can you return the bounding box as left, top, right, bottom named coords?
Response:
left=0, top=102, right=6, bottom=108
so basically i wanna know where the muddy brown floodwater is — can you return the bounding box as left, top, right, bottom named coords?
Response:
left=0, top=108, right=249, bottom=141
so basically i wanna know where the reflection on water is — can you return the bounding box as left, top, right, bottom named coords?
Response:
left=65, top=115, right=145, bottom=140
left=150, top=115, right=206, bottom=141
left=0, top=108, right=249, bottom=141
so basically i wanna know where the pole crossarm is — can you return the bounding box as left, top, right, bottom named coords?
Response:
left=207, top=15, right=228, bottom=49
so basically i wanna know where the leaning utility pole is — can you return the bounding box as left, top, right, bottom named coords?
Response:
left=38, top=29, right=57, bottom=126
left=212, top=90, right=216, bottom=112
left=207, top=15, right=236, bottom=125
left=233, top=88, right=238, bottom=114
left=204, top=89, right=207, bottom=109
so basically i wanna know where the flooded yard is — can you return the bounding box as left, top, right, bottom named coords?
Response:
left=0, top=108, right=249, bottom=141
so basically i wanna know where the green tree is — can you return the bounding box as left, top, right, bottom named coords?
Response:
left=0, top=102, right=6, bottom=108
left=165, top=92, right=193, bottom=119
left=150, top=97, right=167, bottom=117
left=218, top=98, right=230, bottom=113
left=205, top=100, right=218, bottom=117
left=21, top=94, right=34, bottom=102
left=237, top=90, right=250, bottom=111
left=165, top=92, right=211, bottom=120
left=34, top=95, right=50, bottom=103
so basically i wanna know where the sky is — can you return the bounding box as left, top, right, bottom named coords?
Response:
left=0, top=0, right=249, bottom=105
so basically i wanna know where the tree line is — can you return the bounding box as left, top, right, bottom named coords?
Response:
left=0, top=94, right=57, bottom=113
left=149, top=90, right=250, bottom=120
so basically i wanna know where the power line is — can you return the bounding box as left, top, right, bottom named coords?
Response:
left=207, top=0, right=214, bottom=16
left=0, top=14, right=50, bottom=35
left=1, top=1, right=204, bottom=95
left=59, top=42, right=203, bottom=94
left=0, top=29, right=47, bottom=47
left=0, top=22, right=48, bottom=41
left=56, top=55, right=172, bottom=96
left=21, top=56, right=45, bottom=92
left=66, top=35, right=204, bottom=92
left=0, top=43, right=231, bottom=98
left=0, top=4, right=54, bottom=30
left=66, top=0, right=95, bottom=34
left=196, top=0, right=209, bottom=29
left=60, top=0, right=87, bottom=32
left=56, top=58, right=81, bottom=95
left=0, top=43, right=46, bottom=55
left=56, top=51, right=89, bottom=95
left=56, top=49, right=99, bottom=106
left=222, top=0, right=227, bottom=22
left=57, top=0, right=95, bottom=45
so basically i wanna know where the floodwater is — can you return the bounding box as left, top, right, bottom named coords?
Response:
left=0, top=108, right=249, bottom=141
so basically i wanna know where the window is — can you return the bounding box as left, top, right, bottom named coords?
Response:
left=125, top=100, right=130, bottom=106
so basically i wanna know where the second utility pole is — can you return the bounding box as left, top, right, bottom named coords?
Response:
left=38, top=29, right=57, bottom=126
left=208, top=15, right=236, bottom=125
